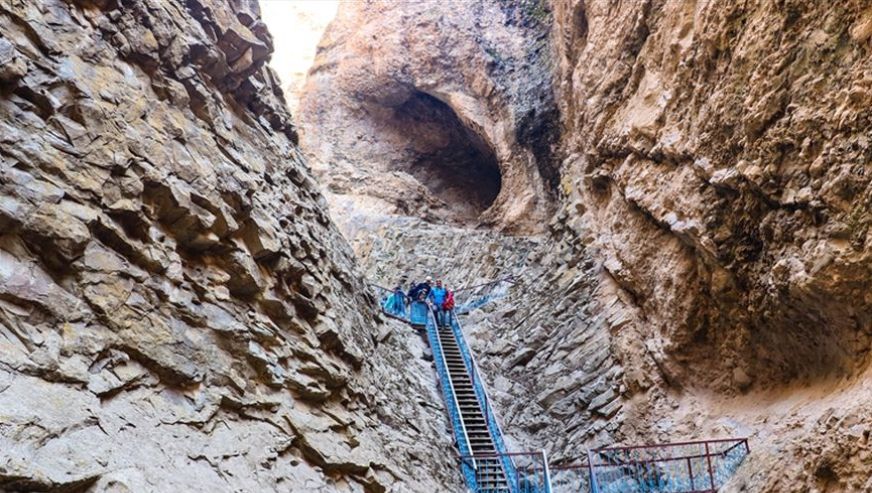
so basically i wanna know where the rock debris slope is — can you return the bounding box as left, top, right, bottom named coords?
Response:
left=0, top=1, right=460, bottom=491
left=300, top=0, right=872, bottom=491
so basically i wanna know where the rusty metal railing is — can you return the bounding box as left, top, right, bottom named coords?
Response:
left=550, top=438, right=750, bottom=493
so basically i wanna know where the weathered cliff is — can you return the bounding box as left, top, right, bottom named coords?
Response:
left=554, top=0, right=872, bottom=394
left=551, top=1, right=872, bottom=489
left=0, top=1, right=460, bottom=491
left=298, top=0, right=559, bottom=231
left=301, top=0, right=872, bottom=491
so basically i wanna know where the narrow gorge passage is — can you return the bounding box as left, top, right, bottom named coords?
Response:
left=2, top=1, right=872, bottom=492
left=292, top=1, right=872, bottom=492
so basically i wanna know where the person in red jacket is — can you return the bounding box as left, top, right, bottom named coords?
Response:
left=441, top=289, right=455, bottom=327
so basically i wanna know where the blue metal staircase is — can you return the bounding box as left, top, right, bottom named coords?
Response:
left=431, top=311, right=514, bottom=491
left=373, top=279, right=748, bottom=493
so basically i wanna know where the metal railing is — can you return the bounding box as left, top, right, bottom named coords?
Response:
left=586, top=438, right=750, bottom=493
left=461, top=451, right=553, bottom=493
left=455, top=276, right=516, bottom=315
left=372, top=284, right=412, bottom=322
left=450, top=311, right=520, bottom=488
left=370, top=280, right=749, bottom=493
left=371, top=276, right=516, bottom=318
left=371, top=279, right=522, bottom=491
left=424, top=307, right=478, bottom=486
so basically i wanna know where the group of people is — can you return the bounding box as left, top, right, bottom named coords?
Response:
left=384, top=276, right=455, bottom=328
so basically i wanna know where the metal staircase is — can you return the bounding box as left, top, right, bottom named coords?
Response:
left=372, top=278, right=749, bottom=493
left=438, top=323, right=511, bottom=492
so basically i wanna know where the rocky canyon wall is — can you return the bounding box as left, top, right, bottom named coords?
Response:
left=298, top=0, right=560, bottom=231
left=554, top=0, right=872, bottom=393
left=0, top=1, right=461, bottom=491
left=302, top=0, right=872, bottom=491
left=551, top=1, right=872, bottom=489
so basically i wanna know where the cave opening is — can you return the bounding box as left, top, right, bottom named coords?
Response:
left=392, top=91, right=502, bottom=224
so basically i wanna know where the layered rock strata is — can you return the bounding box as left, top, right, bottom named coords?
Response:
left=0, top=1, right=460, bottom=491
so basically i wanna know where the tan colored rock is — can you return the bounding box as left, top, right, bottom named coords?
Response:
left=298, top=0, right=559, bottom=232
left=0, top=1, right=461, bottom=491
left=302, top=0, right=872, bottom=490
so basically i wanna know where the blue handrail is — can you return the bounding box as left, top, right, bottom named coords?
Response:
left=372, top=279, right=524, bottom=492
left=372, top=279, right=749, bottom=493
left=423, top=307, right=479, bottom=489
left=449, top=312, right=521, bottom=491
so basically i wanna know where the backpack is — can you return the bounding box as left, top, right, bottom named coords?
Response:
left=442, top=291, right=455, bottom=310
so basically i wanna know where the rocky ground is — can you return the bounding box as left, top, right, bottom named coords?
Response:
left=301, top=0, right=872, bottom=491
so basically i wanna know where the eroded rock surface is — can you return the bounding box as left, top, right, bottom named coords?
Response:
left=304, top=0, right=872, bottom=491
left=0, top=1, right=460, bottom=491
left=554, top=0, right=872, bottom=393
left=299, top=0, right=559, bottom=231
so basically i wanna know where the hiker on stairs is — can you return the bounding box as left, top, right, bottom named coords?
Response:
left=409, top=291, right=430, bottom=329
left=429, top=279, right=449, bottom=328
left=383, top=280, right=407, bottom=317
left=442, top=289, right=455, bottom=326
left=408, top=276, right=432, bottom=301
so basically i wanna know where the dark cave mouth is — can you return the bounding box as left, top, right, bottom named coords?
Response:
left=393, top=91, right=502, bottom=223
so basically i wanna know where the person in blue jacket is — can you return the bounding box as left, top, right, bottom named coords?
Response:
left=409, top=291, right=430, bottom=328
left=429, top=279, right=449, bottom=328
left=408, top=276, right=433, bottom=301
left=383, top=281, right=407, bottom=318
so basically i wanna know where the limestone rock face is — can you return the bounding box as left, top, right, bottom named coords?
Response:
left=303, top=0, right=872, bottom=491
left=553, top=0, right=872, bottom=393
left=298, top=0, right=559, bottom=232
left=0, top=1, right=460, bottom=491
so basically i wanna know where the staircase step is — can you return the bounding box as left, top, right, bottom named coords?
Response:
left=459, top=402, right=482, bottom=407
